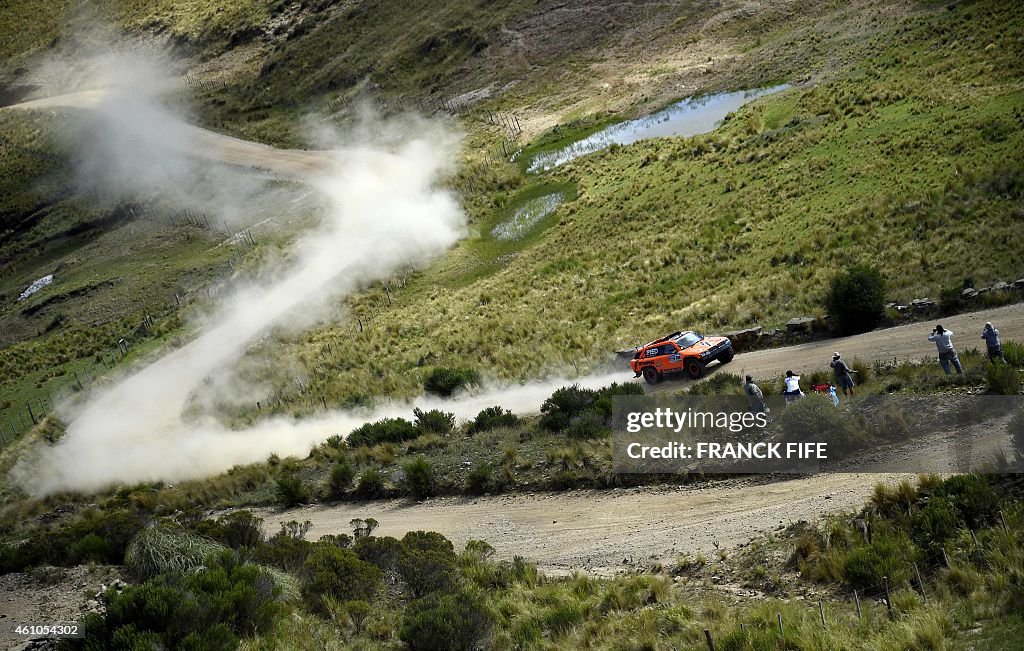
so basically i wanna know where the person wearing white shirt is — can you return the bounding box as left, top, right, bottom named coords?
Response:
left=927, top=324, right=962, bottom=374
left=783, top=370, right=804, bottom=403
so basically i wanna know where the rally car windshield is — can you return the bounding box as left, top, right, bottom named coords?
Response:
left=675, top=332, right=702, bottom=348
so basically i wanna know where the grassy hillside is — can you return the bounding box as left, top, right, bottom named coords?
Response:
left=0, top=0, right=1021, bottom=427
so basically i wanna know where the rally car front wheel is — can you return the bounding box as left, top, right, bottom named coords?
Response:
left=685, top=358, right=705, bottom=379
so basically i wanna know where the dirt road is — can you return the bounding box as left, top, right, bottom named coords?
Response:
left=657, top=302, right=1024, bottom=390
left=5, top=89, right=335, bottom=178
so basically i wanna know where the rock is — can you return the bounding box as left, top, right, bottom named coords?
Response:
left=1013, top=277, right=1024, bottom=289
left=723, top=326, right=762, bottom=347
left=961, top=287, right=978, bottom=299
left=909, top=298, right=937, bottom=311
left=786, top=317, right=815, bottom=334
left=992, top=281, right=1009, bottom=292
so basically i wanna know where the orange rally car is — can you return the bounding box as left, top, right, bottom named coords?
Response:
left=628, top=330, right=734, bottom=384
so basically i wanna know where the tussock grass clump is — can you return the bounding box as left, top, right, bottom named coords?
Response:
left=125, top=524, right=226, bottom=579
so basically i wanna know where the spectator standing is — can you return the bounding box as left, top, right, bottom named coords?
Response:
left=928, top=324, right=963, bottom=374
left=981, top=322, right=1006, bottom=363
left=829, top=352, right=857, bottom=397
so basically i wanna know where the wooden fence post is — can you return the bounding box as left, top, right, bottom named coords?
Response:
left=777, top=613, right=784, bottom=637
left=942, top=547, right=951, bottom=568
left=854, top=589, right=862, bottom=621
left=819, top=601, right=826, bottom=627
left=703, top=629, right=715, bottom=651
left=883, top=576, right=894, bottom=618
left=998, top=510, right=1008, bottom=534
left=913, top=562, right=927, bottom=602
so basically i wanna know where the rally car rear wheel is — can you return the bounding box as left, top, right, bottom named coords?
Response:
left=685, top=358, right=705, bottom=379
left=642, top=366, right=661, bottom=385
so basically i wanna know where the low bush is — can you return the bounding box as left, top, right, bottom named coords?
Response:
left=403, top=457, right=435, bottom=499
left=326, top=460, right=355, bottom=500
left=469, top=406, right=520, bottom=434
left=191, top=511, right=265, bottom=549
left=347, top=417, right=419, bottom=447
left=985, top=361, right=1020, bottom=395
left=398, top=531, right=459, bottom=598
left=300, top=545, right=383, bottom=616
left=424, top=367, right=480, bottom=397
left=354, top=535, right=404, bottom=572
left=539, top=385, right=597, bottom=431
left=773, top=393, right=868, bottom=455
left=1004, top=341, right=1024, bottom=367
left=354, top=468, right=387, bottom=499
left=275, top=472, right=312, bottom=507
left=79, top=550, right=285, bottom=650
left=466, top=463, right=494, bottom=494
left=399, top=589, right=493, bottom=651
left=413, top=408, right=456, bottom=434
left=841, top=529, right=916, bottom=591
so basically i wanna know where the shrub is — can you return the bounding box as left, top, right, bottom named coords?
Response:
left=69, top=534, right=110, bottom=563
left=469, top=406, right=519, bottom=434
left=414, top=408, right=456, bottom=434
left=192, top=511, right=265, bottom=549
left=539, top=385, right=598, bottom=431
left=347, top=417, right=419, bottom=447
left=424, top=367, right=480, bottom=397
left=932, top=474, right=999, bottom=530
left=253, top=522, right=314, bottom=573
left=985, top=362, right=1020, bottom=395
left=300, top=546, right=383, bottom=616
left=466, top=463, right=494, bottom=494
left=773, top=394, right=868, bottom=455
left=398, top=531, right=459, bottom=598
left=402, top=457, right=435, bottom=499
left=83, top=550, right=285, bottom=649
left=825, top=264, right=886, bottom=335
left=354, top=468, right=387, bottom=499
left=1004, top=341, right=1024, bottom=367
left=841, top=530, right=915, bottom=591
left=275, top=472, right=312, bottom=507
left=354, top=535, right=404, bottom=571
left=326, top=460, right=355, bottom=500
left=399, top=589, right=493, bottom=651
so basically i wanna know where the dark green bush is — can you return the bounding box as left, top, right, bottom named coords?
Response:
left=327, top=460, right=355, bottom=499
left=354, top=468, right=387, bottom=499
left=354, top=535, right=404, bottom=572
left=466, top=463, right=494, bottom=494
left=399, top=589, right=493, bottom=651
left=78, top=550, right=284, bottom=650
left=1004, top=341, right=1024, bottom=368
left=398, top=531, right=459, bottom=598
left=539, top=385, right=598, bottom=431
left=69, top=534, right=110, bottom=563
left=192, top=511, right=265, bottom=549
left=253, top=522, right=314, bottom=573
left=403, top=457, right=435, bottom=499
left=300, top=546, right=382, bottom=616
left=274, top=472, right=311, bottom=507
left=932, top=474, right=999, bottom=530
left=825, top=264, right=886, bottom=335
left=347, top=417, right=419, bottom=447
left=468, top=406, right=520, bottom=434
left=424, top=367, right=481, bottom=397
left=841, top=530, right=915, bottom=591
left=414, top=408, right=456, bottom=434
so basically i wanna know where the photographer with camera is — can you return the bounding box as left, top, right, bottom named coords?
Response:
left=928, top=324, right=963, bottom=375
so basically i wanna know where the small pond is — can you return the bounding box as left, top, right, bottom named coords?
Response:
left=528, top=84, right=790, bottom=172
left=491, top=192, right=565, bottom=241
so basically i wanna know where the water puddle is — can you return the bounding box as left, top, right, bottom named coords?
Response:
left=18, top=274, right=54, bottom=301
left=492, top=192, right=565, bottom=241
left=528, top=84, right=790, bottom=172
